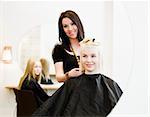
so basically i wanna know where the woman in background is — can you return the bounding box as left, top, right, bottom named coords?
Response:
left=18, top=58, right=49, bottom=106
left=33, top=38, right=123, bottom=116
left=52, top=10, right=84, bottom=82
left=40, top=58, right=53, bottom=84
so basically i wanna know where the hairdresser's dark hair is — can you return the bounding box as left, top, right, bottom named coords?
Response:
left=58, top=10, right=85, bottom=51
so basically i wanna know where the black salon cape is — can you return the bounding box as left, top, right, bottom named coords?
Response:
left=33, top=73, right=123, bottom=117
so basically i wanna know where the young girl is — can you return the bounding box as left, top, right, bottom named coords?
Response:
left=18, top=58, right=49, bottom=106
left=33, top=39, right=123, bottom=116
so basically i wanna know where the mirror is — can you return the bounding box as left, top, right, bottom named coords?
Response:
left=18, top=25, right=56, bottom=75
left=18, top=25, right=41, bottom=71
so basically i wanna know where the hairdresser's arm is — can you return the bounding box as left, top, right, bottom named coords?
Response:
left=54, top=62, right=82, bottom=82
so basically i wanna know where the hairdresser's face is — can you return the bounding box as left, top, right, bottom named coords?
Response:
left=62, top=17, right=78, bottom=39
left=81, top=47, right=99, bottom=74
left=33, top=61, right=42, bottom=76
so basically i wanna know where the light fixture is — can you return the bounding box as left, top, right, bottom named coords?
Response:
left=1, top=45, right=12, bottom=64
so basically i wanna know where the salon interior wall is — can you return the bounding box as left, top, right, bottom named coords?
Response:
left=0, top=2, right=4, bottom=59
left=111, top=1, right=148, bottom=117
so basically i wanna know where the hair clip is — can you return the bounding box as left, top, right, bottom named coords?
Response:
left=85, top=39, right=90, bottom=43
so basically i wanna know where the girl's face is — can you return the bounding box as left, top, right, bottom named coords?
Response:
left=33, top=61, right=42, bottom=76
left=81, top=47, right=100, bottom=74
left=62, top=17, right=78, bottom=39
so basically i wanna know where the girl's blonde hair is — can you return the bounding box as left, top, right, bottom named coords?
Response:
left=79, top=38, right=103, bottom=73
left=18, top=58, right=42, bottom=90
left=40, top=58, right=50, bottom=79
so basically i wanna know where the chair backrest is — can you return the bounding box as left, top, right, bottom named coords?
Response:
left=13, top=88, right=38, bottom=117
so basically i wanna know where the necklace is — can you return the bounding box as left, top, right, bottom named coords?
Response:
left=70, top=45, right=80, bottom=66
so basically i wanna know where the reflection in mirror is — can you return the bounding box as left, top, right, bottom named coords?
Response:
left=18, top=25, right=41, bottom=71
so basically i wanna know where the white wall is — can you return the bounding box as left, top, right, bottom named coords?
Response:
left=110, top=1, right=148, bottom=117
left=0, top=1, right=4, bottom=58
left=0, top=62, right=22, bottom=117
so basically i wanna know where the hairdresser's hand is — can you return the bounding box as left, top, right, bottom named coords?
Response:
left=68, top=68, right=83, bottom=78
